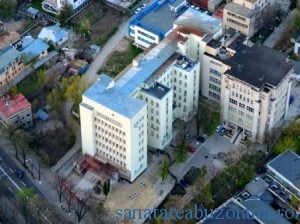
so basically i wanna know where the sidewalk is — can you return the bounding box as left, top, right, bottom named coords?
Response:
left=51, top=101, right=82, bottom=175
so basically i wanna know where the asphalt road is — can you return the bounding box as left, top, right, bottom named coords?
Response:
left=0, top=147, right=45, bottom=198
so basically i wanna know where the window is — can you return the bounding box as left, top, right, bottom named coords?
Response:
left=209, top=68, right=221, bottom=76
left=246, top=106, right=254, bottom=113
left=239, top=103, right=245, bottom=109
left=229, top=98, right=237, bottom=105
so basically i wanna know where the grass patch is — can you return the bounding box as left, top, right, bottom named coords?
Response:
left=85, top=11, right=93, bottom=19
left=16, top=72, right=41, bottom=98
left=98, top=44, right=143, bottom=77
left=30, top=0, right=57, bottom=16
left=95, top=24, right=118, bottom=46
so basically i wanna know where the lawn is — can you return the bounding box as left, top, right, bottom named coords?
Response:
left=16, top=72, right=41, bottom=98
left=98, top=43, right=143, bottom=77
left=30, top=0, right=57, bottom=16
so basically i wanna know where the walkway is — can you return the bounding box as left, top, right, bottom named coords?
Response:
left=85, top=15, right=134, bottom=82
left=264, top=9, right=296, bottom=48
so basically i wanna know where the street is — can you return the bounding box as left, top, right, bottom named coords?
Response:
left=0, top=147, right=45, bottom=198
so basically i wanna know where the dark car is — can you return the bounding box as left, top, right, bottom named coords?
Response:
left=184, top=133, right=194, bottom=140
left=15, top=169, right=24, bottom=178
left=256, top=166, right=267, bottom=174
left=196, top=136, right=206, bottom=143
left=180, top=179, right=189, bottom=188
left=219, top=127, right=226, bottom=136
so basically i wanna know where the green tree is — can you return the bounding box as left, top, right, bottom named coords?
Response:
left=158, top=156, right=169, bottom=183
left=37, top=69, right=46, bottom=86
left=46, top=88, right=63, bottom=119
left=275, top=135, right=297, bottom=155
left=290, top=195, right=299, bottom=208
left=62, top=76, right=89, bottom=107
left=77, top=18, right=91, bottom=36
left=174, top=139, right=188, bottom=164
left=57, top=3, right=73, bottom=27
left=17, top=188, right=38, bottom=224
left=103, top=181, right=110, bottom=197
left=14, top=130, right=33, bottom=166
left=0, top=0, right=17, bottom=19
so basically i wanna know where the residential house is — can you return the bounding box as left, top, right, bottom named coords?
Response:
left=38, top=25, right=69, bottom=47
left=0, top=94, right=33, bottom=128
left=42, top=0, right=88, bottom=14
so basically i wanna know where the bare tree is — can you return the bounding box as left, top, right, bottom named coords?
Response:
left=1, top=124, right=18, bottom=158
left=34, top=156, right=45, bottom=182
left=52, top=175, right=65, bottom=205
left=63, top=184, right=74, bottom=214
left=14, top=130, right=33, bottom=166
left=90, top=203, right=114, bottom=224
left=74, top=194, right=91, bottom=223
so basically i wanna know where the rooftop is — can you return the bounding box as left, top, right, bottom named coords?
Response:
left=226, top=45, right=293, bottom=89
left=141, top=82, right=171, bottom=99
left=245, top=177, right=268, bottom=196
left=174, top=55, right=197, bottom=71
left=21, top=38, right=49, bottom=61
left=213, top=5, right=224, bottom=19
left=225, top=2, right=256, bottom=18
left=242, top=198, right=291, bottom=224
left=83, top=75, right=146, bottom=119
left=38, top=25, right=68, bottom=43
left=0, top=47, right=21, bottom=73
left=115, top=34, right=179, bottom=96
left=0, top=94, right=31, bottom=118
left=267, top=149, right=300, bottom=189
left=173, top=8, right=222, bottom=36
left=134, top=0, right=187, bottom=34
left=201, top=200, right=259, bottom=224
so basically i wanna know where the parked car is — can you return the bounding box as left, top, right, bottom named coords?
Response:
left=190, top=5, right=195, bottom=9
left=134, top=8, right=142, bottom=14
left=216, top=125, right=222, bottom=132
left=180, top=179, right=189, bottom=188
left=184, top=133, right=193, bottom=140
left=195, top=7, right=200, bottom=10
left=196, top=135, right=206, bottom=143
left=187, top=145, right=196, bottom=153
left=141, top=3, right=147, bottom=9
left=15, top=169, right=24, bottom=178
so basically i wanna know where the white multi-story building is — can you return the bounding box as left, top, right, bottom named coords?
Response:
left=42, top=0, right=88, bottom=14
left=81, top=28, right=202, bottom=182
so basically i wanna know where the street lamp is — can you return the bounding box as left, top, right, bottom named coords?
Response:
left=25, top=159, right=35, bottom=179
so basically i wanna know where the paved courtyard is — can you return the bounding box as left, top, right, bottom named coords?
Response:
left=170, top=133, right=239, bottom=180
left=105, top=152, right=175, bottom=224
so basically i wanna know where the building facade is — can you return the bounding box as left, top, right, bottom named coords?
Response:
left=80, top=29, right=202, bottom=182
left=223, top=0, right=274, bottom=37
left=0, top=47, right=24, bottom=89
left=0, top=94, right=32, bottom=128
left=42, top=0, right=88, bottom=14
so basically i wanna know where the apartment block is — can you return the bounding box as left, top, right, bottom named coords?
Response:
left=223, top=0, right=274, bottom=37
left=80, top=28, right=203, bottom=182
left=0, top=94, right=33, bottom=128
left=0, top=47, right=25, bottom=88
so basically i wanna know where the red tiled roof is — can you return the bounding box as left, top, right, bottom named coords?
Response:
left=176, top=26, right=206, bottom=37
left=0, top=94, right=31, bottom=118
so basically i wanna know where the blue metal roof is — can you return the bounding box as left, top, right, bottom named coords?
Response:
left=21, top=38, right=49, bottom=62
left=36, top=108, right=49, bottom=121
left=38, top=25, right=68, bottom=43
left=0, top=47, right=21, bottom=74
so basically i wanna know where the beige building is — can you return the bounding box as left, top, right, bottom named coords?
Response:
left=0, top=47, right=24, bottom=88
left=201, top=33, right=292, bottom=142
left=223, top=0, right=274, bottom=37
left=0, top=94, right=33, bottom=128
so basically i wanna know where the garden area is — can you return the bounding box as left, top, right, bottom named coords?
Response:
left=98, top=38, right=143, bottom=77
left=71, top=1, right=125, bottom=49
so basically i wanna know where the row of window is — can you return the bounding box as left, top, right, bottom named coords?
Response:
left=138, top=30, right=155, bottom=40
left=209, top=83, right=221, bottom=93
left=227, top=18, right=248, bottom=28
left=97, top=149, right=126, bottom=167
left=228, top=11, right=246, bottom=21
left=209, top=76, right=221, bottom=84
left=210, top=68, right=222, bottom=77
left=209, top=91, right=220, bottom=100
left=138, top=36, right=152, bottom=45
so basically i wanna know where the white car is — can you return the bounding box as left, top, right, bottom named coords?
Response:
left=191, top=5, right=195, bottom=9
left=134, top=8, right=142, bottom=14
left=195, top=7, right=200, bottom=10
left=216, top=125, right=222, bottom=132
